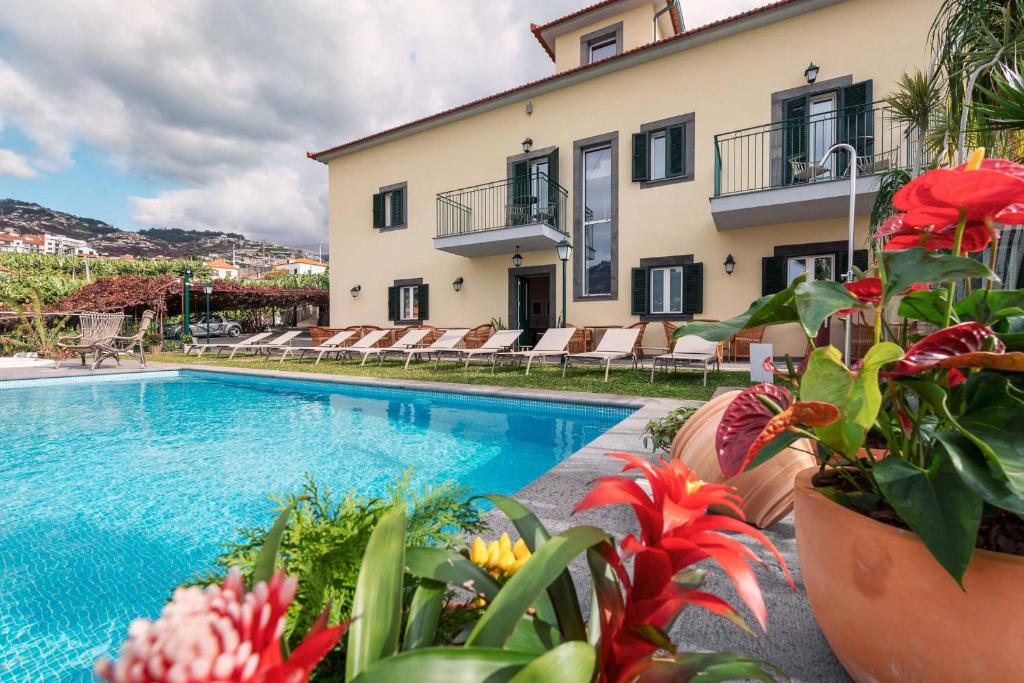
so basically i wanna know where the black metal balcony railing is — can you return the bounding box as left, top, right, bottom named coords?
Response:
left=713, top=102, right=925, bottom=196
left=436, top=173, right=568, bottom=238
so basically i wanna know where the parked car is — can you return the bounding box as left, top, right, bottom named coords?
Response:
left=163, top=316, right=242, bottom=339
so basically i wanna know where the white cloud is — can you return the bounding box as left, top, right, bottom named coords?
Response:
left=0, top=0, right=770, bottom=247
left=0, top=148, right=37, bottom=178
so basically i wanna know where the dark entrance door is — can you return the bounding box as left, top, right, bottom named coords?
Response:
left=509, top=265, right=555, bottom=347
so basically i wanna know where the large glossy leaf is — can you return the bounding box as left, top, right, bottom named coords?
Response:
left=873, top=454, right=982, bottom=586
left=936, top=432, right=1024, bottom=515
left=346, top=508, right=407, bottom=680
left=405, top=546, right=502, bottom=601
left=794, top=279, right=865, bottom=337
left=675, top=277, right=803, bottom=342
left=252, top=507, right=290, bottom=585
left=504, top=615, right=564, bottom=655
left=955, top=289, right=1024, bottom=326
left=508, top=641, right=595, bottom=683
left=958, top=374, right=1024, bottom=500
left=350, top=647, right=535, bottom=683
left=800, top=343, right=904, bottom=455
left=466, top=526, right=608, bottom=648
left=585, top=545, right=623, bottom=648
left=624, top=652, right=779, bottom=683
left=898, top=288, right=952, bottom=327
left=403, top=579, right=444, bottom=651
left=885, top=321, right=1005, bottom=376
left=483, top=494, right=584, bottom=642
left=879, top=247, right=998, bottom=300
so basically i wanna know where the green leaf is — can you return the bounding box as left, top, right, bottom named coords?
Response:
left=350, top=647, right=534, bottom=683
left=585, top=545, right=622, bottom=647
left=794, top=279, right=864, bottom=337
left=898, top=288, right=952, bottom=327
left=959, top=377, right=1024, bottom=501
left=346, top=507, right=407, bottom=680
left=935, top=432, right=1024, bottom=515
left=799, top=343, right=904, bottom=455
left=252, top=507, right=290, bottom=586
left=955, top=289, right=1024, bottom=326
left=504, top=615, right=563, bottom=655
left=467, top=526, right=608, bottom=648
left=405, top=546, right=502, bottom=601
left=873, top=454, right=982, bottom=586
left=879, top=248, right=998, bottom=301
left=745, top=430, right=805, bottom=471
left=630, top=651, right=780, bottom=682
left=403, top=579, right=444, bottom=651
left=675, top=276, right=803, bottom=342
left=483, top=494, right=585, bottom=642
left=508, top=641, right=596, bottom=683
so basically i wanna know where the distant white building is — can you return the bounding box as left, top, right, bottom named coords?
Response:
left=276, top=258, right=327, bottom=275
left=44, top=233, right=96, bottom=256
left=208, top=258, right=240, bottom=279
left=0, top=233, right=44, bottom=253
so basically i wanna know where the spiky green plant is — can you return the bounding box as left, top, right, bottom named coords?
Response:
left=887, top=69, right=943, bottom=173
left=0, top=288, right=71, bottom=356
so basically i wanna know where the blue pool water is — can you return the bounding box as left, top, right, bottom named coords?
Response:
left=0, top=370, right=632, bottom=681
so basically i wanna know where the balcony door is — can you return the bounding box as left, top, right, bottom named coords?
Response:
left=809, top=93, right=837, bottom=178
left=781, top=80, right=873, bottom=184
left=510, top=148, right=559, bottom=228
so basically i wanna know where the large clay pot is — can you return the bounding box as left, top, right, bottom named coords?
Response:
left=794, top=468, right=1024, bottom=682
left=670, top=390, right=815, bottom=528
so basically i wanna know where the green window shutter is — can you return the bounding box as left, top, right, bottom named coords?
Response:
left=667, top=124, right=685, bottom=177
left=546, top=148, right=560, bottom=229
left=682, top=262, right=703, bottom=314
left=511, top=161, right=529, bottom=225
left=839, top=80, right=874, bottom=171
left=387, top=286, right=399, bottom=321
left=631, top=133, right=649, bottom=181
left=546, top=148, right=559, bottom=185
left=372, top=193, right=384, bottom=229
left=762, top=256, right=787, bottom=295
left=391, top=188, right=405, bottom=226
left=417, top=284, right=429, bottom=320
left=782, top=96, right=808, bottom=184
left=630, top=267, right=649, bottom=315
left=853, top=248, right=869, bottom=273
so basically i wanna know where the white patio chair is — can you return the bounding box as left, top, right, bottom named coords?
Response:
left=436, top=329, right=524, bottom=369
left=562, top=328, right=640, bottom=382
left=275, top=329, right=356, bottom=363
left=396, top=328, right=470, bottom=369
left=650, top=334, right=719, bottom=386
left=228, top=330, right=302, bottom=358
left=189, top=331, right=271, bottom=357
left=491, top=328, right=575, bottom=375
left=352, top=328, right=432, bottom=366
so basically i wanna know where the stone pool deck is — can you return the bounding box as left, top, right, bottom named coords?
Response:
left=0, top=361, right=847, bottom=681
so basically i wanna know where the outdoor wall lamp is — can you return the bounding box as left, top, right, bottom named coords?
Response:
left=512, top=246, right=524, bottom=268
left=723, top=254, right=736, bottom=275
left=804, top=62, right=820, bottom=83
left=350, top=284, right=361, bottom=298
left=452, top=276, right=464, bottom=292
left=556, top=239, right=572, bottom=328
left=521, top=137, right=533, bottom=153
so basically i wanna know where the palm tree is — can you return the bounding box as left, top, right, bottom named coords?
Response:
left=887, top=69, right=943, bottom=174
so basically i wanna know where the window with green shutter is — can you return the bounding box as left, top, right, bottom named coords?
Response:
left=633, top=113, right=694, bottom=186
left=682, top=262, right=702, bottom=314
left=374, top=182, right=407, bottom=229
left=631, top=133, right=649, bottom=181
left=632, top=256, right=702, bottom=319
left=630, top=267, right=649, bottom=314
left=762, top=256, right=787, bottom=295
left=372, top=193, right=384, bottom=229
left=391, top=278, right=426, bottom=323
left=387, top=286, right=399, bottom=321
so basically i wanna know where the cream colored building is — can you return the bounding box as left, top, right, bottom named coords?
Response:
left=310, top=0, right=938, bottom=356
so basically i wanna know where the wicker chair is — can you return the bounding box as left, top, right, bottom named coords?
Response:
left=463, top=323, right=494, bottom=349
left=56, top=312, right=125, bottom=368
left=562, top=323, right=593, bottom=355
left=848, top=313, right=875, bottom=363
left=731, top=326, right=766, bottom=361
left=92, top=310, right=156, bottom=369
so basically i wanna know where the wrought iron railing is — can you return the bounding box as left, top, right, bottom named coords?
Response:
left=436, top=173, right=568, bottom=238
left=713, top=102, right=926, bottom=196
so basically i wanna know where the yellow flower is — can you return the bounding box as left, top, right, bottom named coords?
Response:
left=508, top=555, right=530, bottom=576
left=498, top=532, right=513, bottom=556
left=512, top=538, right=530, bottom=560
left=470, top=537, right=488, bottom=566
left=486, top=541, right=501, bottom=570
left=497, top=550, right=516, bottom=573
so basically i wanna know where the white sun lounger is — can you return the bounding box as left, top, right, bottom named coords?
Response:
left=228, top=330, right=302, bottom=359
left=491, top=327, right=576, bottom=375
left=350, top=328, right=432, bottom=366
left=275, top=329, right=356, bottom=363
left=395, top=328, right=470, bottom=369
left=562, top=328, right=640, bottom=382
left=435, top=329, right=524, bottom=369
left=650, top=334, right=719, bottom=385
left=188, top=332, right=271, bottom=357
left=323, top=329, right=390, bottom=364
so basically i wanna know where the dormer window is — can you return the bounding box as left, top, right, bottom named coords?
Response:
left=581, top=23, right=622, bottom=64
left=588, top=36, right=617, bottom=62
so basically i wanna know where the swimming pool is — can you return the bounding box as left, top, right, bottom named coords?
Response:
left=0, top=369, right=633, bottom=681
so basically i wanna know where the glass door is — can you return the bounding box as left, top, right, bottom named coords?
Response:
left=530, top=158, right=549, bottom=218
left=809, top=93, right=837, bottom=178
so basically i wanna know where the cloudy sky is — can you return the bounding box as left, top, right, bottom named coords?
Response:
left=0, top=0, right=764, bottom=249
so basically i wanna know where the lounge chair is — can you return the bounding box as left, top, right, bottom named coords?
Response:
left=435, top=329, right=524, bottom=369
left=187, top=332, right=272, bottom=357
left=351, top=328, right=432, bottom=366
left=228, top=330, right=302, bottom=358
left=321, top=329, right=390, bottom=364
left=56, top=312, right=125, bottom=368
left=491, top=328, right=575, bottom=375
left=395, top=328, right=470, bottom=369
left=275, top=330, right=356, bottom=363
left=562, top=328, right=641, bottom=382
left=650, top=335, right=719, bottom=385
left=92, top=310, right=156, bottom=370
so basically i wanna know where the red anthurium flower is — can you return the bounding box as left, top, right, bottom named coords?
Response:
left=883, top=321, right=1014, bottom=376
left=881, top=222, right=995, bottom=253
left=844, top=277, right=883, bottom=304
left=893, top=155, right=1024, bottom=228
left=946, top=368, right=967, bottom=387
left=715, top=385, right=838, bottom=478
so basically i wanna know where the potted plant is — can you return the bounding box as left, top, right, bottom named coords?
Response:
left=679, top=150, right=1024, bottom=682
left=143, top=332, right=162, bottom=355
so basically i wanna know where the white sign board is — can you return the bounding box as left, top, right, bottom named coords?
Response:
left=749, top=343, right=774, bottom=384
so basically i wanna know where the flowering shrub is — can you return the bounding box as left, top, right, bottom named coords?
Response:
left=469, top=532, right=532, bottom=579
left=680, top=150, right=1024, bottom=584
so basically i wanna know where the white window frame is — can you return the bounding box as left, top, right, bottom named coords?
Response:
left=650, top=130, right=667, bottom=181
left=582, top=144, right=612, bottom=297
left=588, top=37, right=617, bottom=63
left=786, top=254, right=835, bottom=285
left=650, top=266, right=683, bottom=314
left=808, top=92, right=838, bottom=176
left=383, top=190, right=395, bottom=227
left=399, top=285, right=418, bottom=321
left=530, top=158, right=549, bottom=211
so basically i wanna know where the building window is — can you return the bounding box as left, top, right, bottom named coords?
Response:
left=762, top=242, right=867, bottom=295
left=650, top=131, right=667, bottom=181
left=372, top=182, right=407, bottom=229
left=580, top=23, right=622, bottom=65
left=786, top=254, right=834, bottom=284
left=399, top=285, right=418, bottom=320
left=632, top=113, right=695, bottom=186
left=388, top=279, right=429, bottom=323
left=650, top=266, right=683, bottom=314
left=588, top=36, right=617, bottom=62
left=582, top=145, right=612, bottom=296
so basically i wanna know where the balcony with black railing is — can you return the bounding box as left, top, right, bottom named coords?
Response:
left=710, top=102, right=924, bottom=229
left=434, top=173, right=569, bottom=257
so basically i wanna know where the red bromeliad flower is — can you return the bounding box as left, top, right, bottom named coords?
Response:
left=574, top=454, right=793, bottom=683
left=95, top=569, right=345, bottom=683
left=883, top=321, right=1024, bottom=376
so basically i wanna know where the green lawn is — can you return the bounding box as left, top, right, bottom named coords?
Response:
left=151, top=352, right=749, bottom=401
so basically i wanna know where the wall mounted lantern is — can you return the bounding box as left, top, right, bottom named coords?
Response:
left=452, top=276, right=464, bottom=292
left=804, top=62, right=820, bottom=83
left=723, top=254, right=736, bottom=275
left=350, top=284, right=361, bottom=298
left=512, top=246, right=524, bottom=268
left=521, top=138, right=533, bottom=154
left=556, top=239, right=572, bottom=328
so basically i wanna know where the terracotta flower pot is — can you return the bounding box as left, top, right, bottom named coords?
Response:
left=794, top=468, right=1024, bottom=683
left=670, top=390, right=815, bottom=528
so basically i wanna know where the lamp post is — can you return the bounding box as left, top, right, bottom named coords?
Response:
left=819, top=142, right=858, bottom=366
left=202, top=283, right=214, bottom=344
left=182, top=269, right=192, bottom=339
left=556, top=239, right=572, bottom=327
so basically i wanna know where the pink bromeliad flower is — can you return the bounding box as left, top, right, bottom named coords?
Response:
left=95, top=569, right=345, bottom=683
